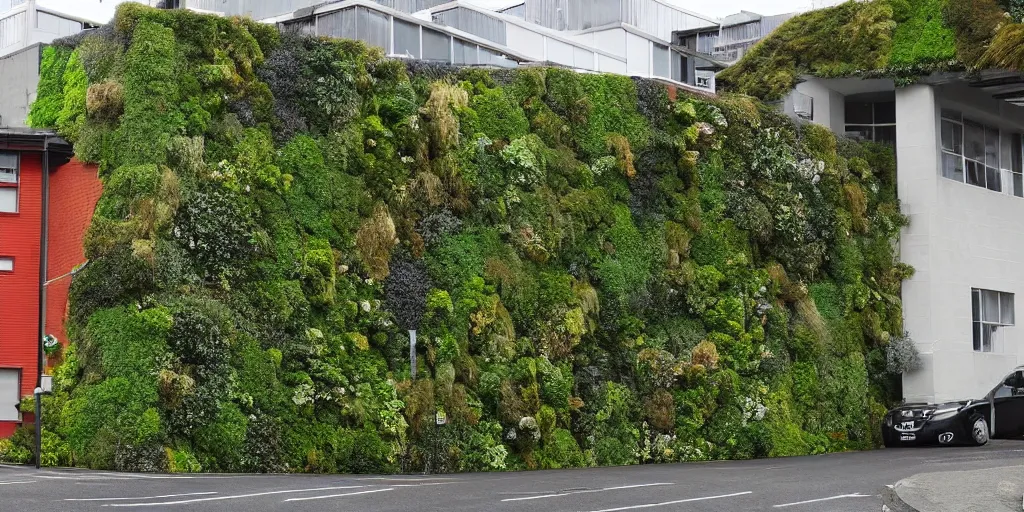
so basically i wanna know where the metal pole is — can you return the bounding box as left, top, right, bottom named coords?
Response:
left=34, top=388, right=41, bottom=469
left=409, top=329, right=417, bottom=380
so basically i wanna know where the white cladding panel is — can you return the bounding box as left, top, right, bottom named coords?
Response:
left=624, top=31, right=648, bottom=76
left=506, top=23, right=545, bottom=60
left=546, top=37, right=574, bottom=66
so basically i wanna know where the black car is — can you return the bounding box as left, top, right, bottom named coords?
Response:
left=882, top=366, right=1024, bottom=447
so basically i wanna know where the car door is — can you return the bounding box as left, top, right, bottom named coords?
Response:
left=992, top=370, right=1024, bottom=438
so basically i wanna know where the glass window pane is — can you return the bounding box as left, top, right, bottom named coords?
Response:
left=973, top=289, right=981, bottom=322
left=974, top=321, right=982, bottom=351
left=965, top=121, right=986, bottom=161
left=0, top=258, right=11, bottom=272
left=941, top=120, right=954, bottom=152
left=356, top=7, right=390, bottom=51
left=845, top=125, right=873, bottom=142
left=0, top=152, right=16, bottom=169
left=394, top=19, right=420, bottom=58
left=845, top=101, right=873, bottom=125
left=652, top=43, right=670, bottom=78
left=942, top=153, right=964, bottom=182
left=1014, top=172, right=1023, bottom=198
left=983, top=290, right=1000, bottom=323
left=1014, top=133, right=1023, bottom=174
left=875, top=125, right=896, bottom=145
left=941, top=108, right=962, bottom=122
left=986, top=127, right=1000, bottom=167
left=983, top=325, right=995, bottom=352
left=453, top=38, right=477, bottom=65
left=987, top=167, right=1002, bottom=192
left=1001, top=293, right=1015, bottom=325
left=941, top=120, right=962, bottom=154
left=0, top=168, right=15, bottom=184
left=875, top=101, right=896, bottom=124
left=0, top=187, right=15, bottom=213
left=966, top=160, right=985, bottom=187
left=422, top=28, right=450, bottom=62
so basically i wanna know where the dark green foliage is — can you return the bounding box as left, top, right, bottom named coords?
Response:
left=26, top=4, right=909, bottom=473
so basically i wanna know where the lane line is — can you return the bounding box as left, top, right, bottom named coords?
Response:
left=67, top=492, right=218, bottom=502
left=502, top=483, right=674, bottom=502
left=390, top=482, right=456, bottom=488
left=0, top=481, right=36, bottom=485
left=283, top=488, right=395, bottom=502
left=773, top=493, right=872, bottom=508
left=585, top=491, right=753, bottom=512
left=104, top=486, right=365, bottom=507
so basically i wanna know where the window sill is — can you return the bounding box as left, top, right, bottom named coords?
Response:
left=941, top=175, right=1023, bottom=199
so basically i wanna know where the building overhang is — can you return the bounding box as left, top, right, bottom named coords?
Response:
left=0, top=128, right=73, bottom=166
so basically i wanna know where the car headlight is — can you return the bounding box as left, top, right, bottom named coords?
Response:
left=930, top=408, right=959, bottom=421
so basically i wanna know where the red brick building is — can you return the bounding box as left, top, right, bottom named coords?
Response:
left=0, top=129, right=101, bottom=437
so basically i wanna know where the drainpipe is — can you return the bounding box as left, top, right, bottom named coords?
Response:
left=37, top=145, right=49, bottom=389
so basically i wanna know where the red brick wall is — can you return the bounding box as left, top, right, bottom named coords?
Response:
left=45, top=159, right=102, bottom=359
left=0, top=152, right=42, bottom=409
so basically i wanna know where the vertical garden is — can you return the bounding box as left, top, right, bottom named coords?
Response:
left=0, top=4, right=913, bottom=472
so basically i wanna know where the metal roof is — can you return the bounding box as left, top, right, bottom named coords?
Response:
left=0, top=127, right=72, bottom=155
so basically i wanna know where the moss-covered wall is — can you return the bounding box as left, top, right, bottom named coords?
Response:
left=718, top=0, right=1024, bottom=101
left=2, top=4, right=912, bottom=473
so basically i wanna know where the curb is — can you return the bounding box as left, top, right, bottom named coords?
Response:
left=881, top=484, right=919, bottom=512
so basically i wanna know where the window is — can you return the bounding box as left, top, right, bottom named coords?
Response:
left=942, top=109, right=1023, bottom=195
left=0, top=257, right=11, bottom=272
left=844, top=100, right=896, bottom=145
left=422, top=28, right=450, bottom=62
left=393, top=18, right=420, bottom=58
left=995, top=370, right=1024, bottom=398
left=0, top=369, right=19, bottom=422
left=973, top=289, right=1014, bottom=352
left=0, top=151, right=17, bottom=213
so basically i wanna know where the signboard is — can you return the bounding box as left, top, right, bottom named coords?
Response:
left=435, top=410, right=447, bottom=426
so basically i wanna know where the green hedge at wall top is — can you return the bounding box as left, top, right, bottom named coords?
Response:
left=16, top=4, right=911, bottom=473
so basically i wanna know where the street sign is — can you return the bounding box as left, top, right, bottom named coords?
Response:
left=435, top=410, right=447, bottom=426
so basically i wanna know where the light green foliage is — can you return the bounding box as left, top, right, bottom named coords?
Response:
left=719, top=0, right=984, bottom=99
left=33, top=3, right=907, bottom=474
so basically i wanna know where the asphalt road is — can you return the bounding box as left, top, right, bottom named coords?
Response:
left=2, top=441, right=1023, bottom=512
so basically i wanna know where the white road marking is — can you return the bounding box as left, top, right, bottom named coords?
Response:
left=390, top=482, right=456, bottom=488
left=0, top=481, right=35, bottom=485
left=773, top=493, right=872, bottom=508
left=584, top=491, right=753, bottom=512
left=283, top=488, right=395, bottom=502
left=502, top=483, right=674, bottom=502
left=66, top=492, right=218, bottom=502
left=104, top=486, right=365, bottom=507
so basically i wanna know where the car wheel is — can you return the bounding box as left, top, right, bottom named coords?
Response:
left=969, top=415, right=989, bottom=446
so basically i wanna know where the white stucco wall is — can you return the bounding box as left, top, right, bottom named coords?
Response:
left=898, top=83, right=1024, bottom=403
left=792, top=79, right=846, bottom=134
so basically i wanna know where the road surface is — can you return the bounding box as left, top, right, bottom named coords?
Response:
left=2, top=440, right=1022, bottom=511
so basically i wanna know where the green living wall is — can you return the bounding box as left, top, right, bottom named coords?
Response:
left=718, top=0, right=1024, bottom=101
left=0, top=4, right=915, bottom=472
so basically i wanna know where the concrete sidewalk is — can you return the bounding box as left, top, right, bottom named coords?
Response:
left=883, top=465, right=1024, bottom=512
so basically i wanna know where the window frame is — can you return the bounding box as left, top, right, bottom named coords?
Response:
left=844, top=100, right=896, bottom=145
left=941, top=109, right=1024, bottom=196
left=0, top=368, right=20, bottom=422
left=973, top=288, right=1015, bottom=353
left=0, top=151, right=18, bottom=214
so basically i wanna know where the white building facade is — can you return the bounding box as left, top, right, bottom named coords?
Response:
left=783, top=75, right=1024, bottom=404
left=0, top=0, right=97, bottom=127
